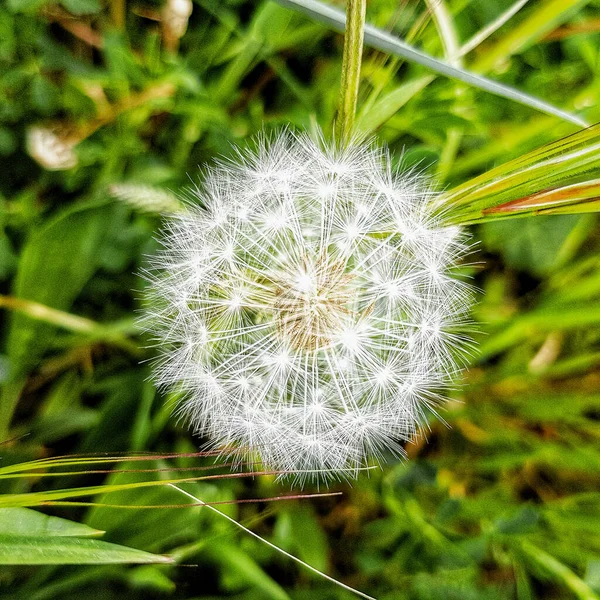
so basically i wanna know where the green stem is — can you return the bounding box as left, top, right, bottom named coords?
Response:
left=336, top=0, right=366, bottom=147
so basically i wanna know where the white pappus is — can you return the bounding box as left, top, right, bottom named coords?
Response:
left=143, top=130, right=474, bottom=481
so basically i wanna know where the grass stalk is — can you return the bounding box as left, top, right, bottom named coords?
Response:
left=170, top=484, right=376, bottom=600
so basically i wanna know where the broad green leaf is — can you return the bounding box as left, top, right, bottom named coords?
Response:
left=0, top=534, right=173, bottom=565
left=30, top=75, right=60, bottom=115
left=102, top=32, right=147, bottom=87
left=493, top=507, right=539, bottom=535
left=585, top=560, right=600, bottom=593
left=478, top=302, right=600, bottom=360
left=0, top=230, right=18, bottom=279
left=273, top=0, right=587, bottom=127
left=127, top=565, right=177, bottom=593
left=84, top=461, right=209, bottom=550
left=482, top=215, right=581, bottom=276
left=0, top=201, right=114, bottom=438
left=206, top=541, right=290, bottom=600
left=6, top=201, right=114, bottom=376
left=0, top=507, right=103, bottom=537
left=6, top=0, right=50, bottom=13
left=274, top=505, right=328, bottom=572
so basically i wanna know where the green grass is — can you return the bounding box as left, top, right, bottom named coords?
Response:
left=1, top=0, right=599, bottom=598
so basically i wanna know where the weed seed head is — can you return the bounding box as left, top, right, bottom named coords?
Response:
left=144, top=131, right=473, bottom=481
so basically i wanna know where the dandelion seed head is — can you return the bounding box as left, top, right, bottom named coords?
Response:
left=144, top=131, right=473, bottom=481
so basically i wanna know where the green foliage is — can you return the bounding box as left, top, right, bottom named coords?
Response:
left=1, top=0, right=599, bottom=599
left=0, top=535, right=172, bottom=566
left=0, top=508, right=103, bottom=538
left=0, top=507, right=172, bottom=565
left=438, top=124, right=600, bottom=223
left=6, top=202, right=113, bottom=375
left=276, top=0, right=588, bottom=125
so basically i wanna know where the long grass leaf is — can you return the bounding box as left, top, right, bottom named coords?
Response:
left=470, top=0, right=591, bottom=74
left=438, top=124, right=600, bottom=223
left=273, top=0, right=587, bottom=126
left=0, top=471, right=315, bottom=507
left=484, top=180, right=600, bottom=217
left=0, top=508, right=103, bottom=537
left=0, top=535, right=173, bottom=565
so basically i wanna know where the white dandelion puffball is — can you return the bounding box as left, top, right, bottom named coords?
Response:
left=145, top=131, right=472, bottom=479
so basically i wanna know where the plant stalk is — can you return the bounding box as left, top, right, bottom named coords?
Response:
left=336, top=0, right=366, bottom=147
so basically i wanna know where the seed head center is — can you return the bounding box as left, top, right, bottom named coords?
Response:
left=275, top=255, right=354, bottom=351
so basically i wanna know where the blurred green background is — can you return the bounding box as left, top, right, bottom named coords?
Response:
left=1, top=0, right=600, bottom=598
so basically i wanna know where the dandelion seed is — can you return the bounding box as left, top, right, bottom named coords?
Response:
left=143, top=131, right=473, bottom=481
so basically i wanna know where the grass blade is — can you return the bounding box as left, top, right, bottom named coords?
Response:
left=170, top=484, right=376, bottom=600
left=0, top=507, right=103, bottom=538
left=273, top=0, right=587, bottom=126
left=470, top=0, right=591, bottom=74
left=0, top=535, right=173, bottom=565
left=438, top=123, right=600, bottom=223
left=484, top=180, right=600, bottom=217
left=458, top=0, right=531, bottom=57
left=517, top=541, right=599, bottom=600
left=355, top=75, right=434, bottom=134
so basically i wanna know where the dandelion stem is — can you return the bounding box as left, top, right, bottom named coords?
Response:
left=336, top=0, right=366, bottom=147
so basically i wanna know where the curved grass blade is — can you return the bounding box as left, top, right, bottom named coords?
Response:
left=170, top=484, right=376, bottom=600
left=470, top=0, right=591, bottom=75
left=516, top=540, right=599, bottom=600
left=0, top=450, right=226, bottom=476
left=0, top=295, right=139, bottom=355
left=0, top=470, right=328, bottom=508
left=483, top=180, right=600, bottom=217
left=0, top=462, right=245, bottom=479
left=35, top=491, right=342, bottom=509
left=457, top=0, right=531, bottom=57
left=355, top=75, right=434, bottom=134
left=0, top=449, right=371, bottom=508
left=438, top=123, right=600, bottom=224
left=274, top=0, right=587, bottom=127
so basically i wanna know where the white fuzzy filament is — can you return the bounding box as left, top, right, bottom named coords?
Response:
left=145, top=131, right=472, bottom=480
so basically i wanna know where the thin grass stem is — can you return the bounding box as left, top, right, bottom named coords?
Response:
left=170, top=484, right=377, bottom=600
